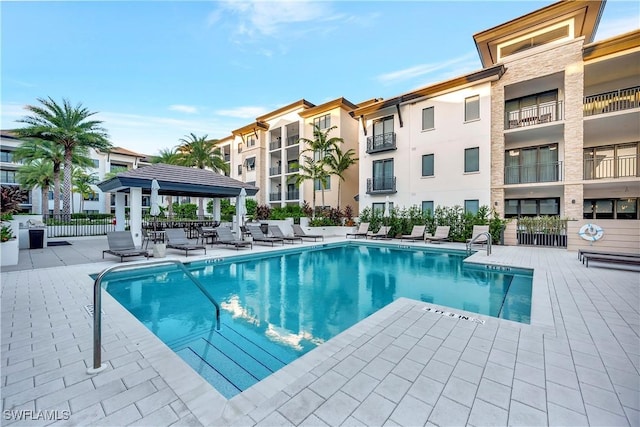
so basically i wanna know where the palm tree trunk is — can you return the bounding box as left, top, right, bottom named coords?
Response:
left=41, top=187, right=49, bottom=218
left=337, top=180, right=342, bottom=210
left=62, top=149, right=73, bottom=219
left=312, top=191, right=316, bottom=219
left=53, top=167, right=61, bottom=216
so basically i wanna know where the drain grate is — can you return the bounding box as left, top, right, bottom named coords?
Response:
left=84, top=305, right=104, bottom=317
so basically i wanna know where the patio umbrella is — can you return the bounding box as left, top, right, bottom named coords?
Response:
left=150, top=179, right=161, bottom=217
left=235, top=188, right=247, bottom=236
left=383, top=196, right=390, bottom=219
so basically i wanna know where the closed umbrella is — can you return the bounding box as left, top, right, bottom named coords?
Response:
left=235, top=188, right=247, bottom=236
left=150, top=179, right=161, bottom=217
left=383, top=196, right=390, bottom=219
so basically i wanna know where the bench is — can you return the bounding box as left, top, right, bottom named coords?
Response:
left=582, top=253, right=640, bottom=268
left=578, top=249, right=640, bottom=262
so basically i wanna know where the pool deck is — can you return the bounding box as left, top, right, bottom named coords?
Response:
left=1, top=237, right=638, bottom=426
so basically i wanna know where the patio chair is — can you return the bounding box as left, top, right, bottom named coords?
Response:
left=346, top=222, right=370, bottom=239
left=214, top=226, right=252, bottom=250
left=400, top=225, right=426, bottom=241
left=467, top=225, right=490, bottom=247
left=165, top=228, right=207, bottom=257
left=247, top=225, right=285, bottom=246
left=103, top=231, right=150, bottom=262
left=366, top=225, right=390, bottom=240
left=270, top=225, right=303, bottom=244
left=292, top=224, right=324, bottom=241
left=424, top=226, right=451, bottom=244
left=197, top=226, right=216, bottom=245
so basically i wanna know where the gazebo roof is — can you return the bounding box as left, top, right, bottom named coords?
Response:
left=97, top=163, right=259, bottom=198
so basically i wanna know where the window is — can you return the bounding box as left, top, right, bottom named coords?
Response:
left=1, top=150, right=14, bottom=162
left=583, top=143, right=639, bottom=180
left=500, top=24, right=570, bottom=59
left=91, top=159, right=100, bottom=168
left=464, top=200, right=479, bottom=214
left=0, top=170, right=17, bottom=183
left=245, top=157, right=256, bottom=171
left=372, top=202, right=393, bottom=214
left=314, top=177, right=330, bottom=191
left=237, top=143, right=243, bottom=153
left=373, top=116, right=394, bottom=141
left=505, top=144, right=559, bottom=184
left=505, top=198, right=560, bottom=218
left=246, top=136, right=256, bottom=147
left=110, top=164, right=128, bottom=174
left=465, top=95, right=480, bottom=121
left=422, top=107, right=434, bottom=130
left=422, top=201, right=434, bottom=215
left=422, top=154, right=434, bottom=177
left=84, top=193, right=99, bottom=201
left=465, top=147, right=479, bottom=173
left=372, top=159, right=394, bottom=191
left=505, top=90, right=558, bottom=129
left=313, top=114, right=331, bottom=129
left=237, top=164, right=243, bottom=175
left=584, top=199, right=638, bottom=220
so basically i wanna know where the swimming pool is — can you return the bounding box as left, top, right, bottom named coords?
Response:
left=103, top=242, right=532, bottom=398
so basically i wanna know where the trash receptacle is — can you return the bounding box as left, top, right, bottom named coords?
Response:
left=29, top=229, right=45, bottom=249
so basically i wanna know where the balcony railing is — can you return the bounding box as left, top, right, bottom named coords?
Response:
left=504, top=162, right=563, bottom=184
left=286, top=190, right=299, bottom=200
left=269, top=166, right=282, bottom=176
left=584, top=86, right=640, bottom=116
left=584, top=154, right=639, bottom=179
left=287, top=164, right=299, bottom=173
left=366, top=133, right=397, bottom=154
left=286, top=135, right=299, bottom=146
left=270, top=140, right=282, bottom=151
left=366, top=177, right=397, bottom=194
left=269, top=193, right=282, bottom=201
left=505, top=101, right=563, bottom=129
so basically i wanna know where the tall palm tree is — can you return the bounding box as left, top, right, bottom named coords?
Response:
left=15, top=97, right=111, bottom=219
left=72, top=168, right=98, bottom=213
left=16, top=160, right=54, bottom=217
left=325, top=146, right=358, bottom=210
left=151, top=147, right=182, bottom=217
left=177, top=134, right=229, bottom=216
left=290, top=157, right=329, bottom=218
left=13, top=138, right=92, bottom=216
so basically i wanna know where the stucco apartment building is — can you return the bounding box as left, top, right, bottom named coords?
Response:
left=352, top=0, right=639, bottom=223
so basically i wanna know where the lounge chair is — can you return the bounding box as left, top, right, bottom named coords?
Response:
left=214, top=226, right=252, bottom=250
left=103, top=231, right=150, bottom=262
left=400, top=225, right=426, bottom=241
left=165, top=228, right=207, bottom=257
left=424, top=226, right=451, bottom=243
left=347, top=222, right=370, bottom=239
left=366, top=226, right=390, bottom=240
left=270, top=225, right=303, bottom=244
left=292, top=224, right=324, bottom=241
left=247, top=225, right=285, bottom=246
left=581, top=251, right=640, bottom=268
left=466, top=225, right=490, bottom=247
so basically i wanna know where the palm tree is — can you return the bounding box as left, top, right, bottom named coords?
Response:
left=13, top=138, right=92, bottom=216
left=151, top=147, right=181, bottom=217
left=289, top=157, right=330, bottom=218
left=72, top=168, right=98, bottom=213
left=15, top=97, right=111, bottom=219
left=16, top=160, right=54, bottom=217
left=325, top=146, right=358, bottom=209
left=177, top=134, right=229, bottom=216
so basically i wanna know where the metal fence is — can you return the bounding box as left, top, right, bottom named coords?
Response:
left=516, top=217, right=568, bottom=248
left=45, top=214, right=122, bottom=238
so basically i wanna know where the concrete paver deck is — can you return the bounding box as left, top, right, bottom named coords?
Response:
left=1, top=237, right=638, bottom=426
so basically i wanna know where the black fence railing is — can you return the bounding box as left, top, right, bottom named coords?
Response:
left=505, top=161, right=563, bottom=184
left=269, top=166, right=282, bottom=176
left=270, top=140, right=282, bottom=151
left=366, top=132, right=396, bottom=154
left=270, top=193, right=282, bottom=201
left=505, top=101, right=563, bottom=129
left=516, top=217, right=568, bottom=248
left=366, top=177, right=397, bottom=194
left=584, top=86, right=640, bottom=116
left=286, top=135, right=299, bottom=146
left=286, top=190, right=300, bottom=200
left=583, top=154, right=639, bottom=179
left=45, top=214, right=122, bottom=238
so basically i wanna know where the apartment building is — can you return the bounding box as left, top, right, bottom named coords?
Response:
left=0, top=131, right=34, bottom=213
left=352, top=68, right=504, bottom=215
left=475, top=0, right=639, bottom=221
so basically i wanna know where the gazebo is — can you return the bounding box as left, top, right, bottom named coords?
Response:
left=97, top=163, right=259, bottom=246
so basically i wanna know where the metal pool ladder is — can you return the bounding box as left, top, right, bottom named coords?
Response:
left=87, top=259, right=221, bottom=374
left=466, top=232, right=492, bottom=256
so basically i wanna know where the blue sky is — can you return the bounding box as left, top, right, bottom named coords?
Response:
left=2, top=1, right=638, bottom=156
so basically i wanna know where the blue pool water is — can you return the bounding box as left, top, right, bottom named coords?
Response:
left=103, top=243, right=532, bottom=398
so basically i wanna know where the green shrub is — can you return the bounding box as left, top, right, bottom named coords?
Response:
left=1, top=224, right=14, bottom=242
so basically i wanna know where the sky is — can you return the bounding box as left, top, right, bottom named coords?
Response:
left=1, top=0, right=638, bottom=156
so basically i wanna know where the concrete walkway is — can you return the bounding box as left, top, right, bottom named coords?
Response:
left=1, top=239, right=638, bottom=426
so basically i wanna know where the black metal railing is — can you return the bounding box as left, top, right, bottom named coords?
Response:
left=269, top=166, right=282, bottom=176
left=583, top=154, right=639, bottom=179
left=366, top=177, right=397, bottom=194
left=504, top=161, right=563, bottom=184
left=45, top=214, right=125, bottom=238
left=584, top=86, right=640, bottom=116
left=286, top=190, right=299, bottom=200
left=286, top=135, right=299, bottom=146
left=270, top=140, right=282, bottom=151
left=366, top=133, right=396, bottom=154
left=269, top=193, right=282, bottom=201
left=505, top=101, right=563, bottom=129
left=516, top=217, right=568, bottom=248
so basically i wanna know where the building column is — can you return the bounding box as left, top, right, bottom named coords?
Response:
left=115, top=193, right=126, bottom=231
left=211, top=198, right=221, bottom=222
left=491, top=188, right=505, bottom=217
left=563, top=184, right=583, bottom=220
left=129, top=187, right=143, bottom=247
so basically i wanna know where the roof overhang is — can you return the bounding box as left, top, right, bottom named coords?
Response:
left=231, top=121, right=269, bottom=137
left=583, top=29, right=640, bottom=61
left=473, top=0, right=605, bottom=67
left=298, top=97, right=359, bottom=118
left=98, top=176, right=258, bottom=198
left=256, top=99, right=315, bottom=122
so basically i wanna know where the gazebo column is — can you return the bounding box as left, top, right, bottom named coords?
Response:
left=115, top=193, right=126, bottom=231
left=212, top=198, right=221, bottom=222
left=130, top=187, right=143, bottom=247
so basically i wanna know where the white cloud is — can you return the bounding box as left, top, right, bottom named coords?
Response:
left=376, top=52, right=479, bottom=85
left=169, top=104, right=199, bottom=114
left=595, top=15, right=639, bottom=41
left=215, top=106, right=269, bottom=119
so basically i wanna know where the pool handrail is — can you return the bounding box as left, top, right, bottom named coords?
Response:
left=466, top=231, right=492, bottom=256
left=88, top=259, right=221, bottom=374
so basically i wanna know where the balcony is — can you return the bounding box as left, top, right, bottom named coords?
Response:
left=269, top=193, right=282, bottom=201
left=366, top=133, right=396, bottom=154
left=505, top=101, right=563, bottom=130
left=286, top=135, right=299, bottom=146
left=269, top=166, right=282, bottom=176
left=584, top=86, right=640, bottom=117
left=270, top=140, right=282, bottom=151
left=286, top=190, right=299, bottom=200
left=584, top=154, right=639, bottom=180
left=504, top=162, right=563, bottom=185
left=287, top=164, right=299, bottom=173
left=366, top=177, right=397, bottom=194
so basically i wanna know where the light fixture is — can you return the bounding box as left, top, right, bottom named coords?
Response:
left=571, top=199, right=575, bottom=204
